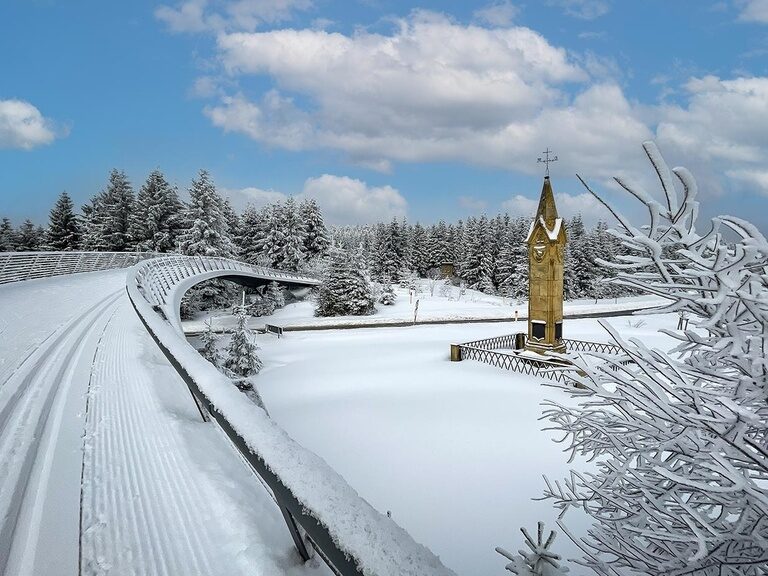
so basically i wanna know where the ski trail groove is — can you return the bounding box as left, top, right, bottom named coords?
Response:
left=80, top=302, right=221, bottom=576
left=0, top=291, right=122, bottom=576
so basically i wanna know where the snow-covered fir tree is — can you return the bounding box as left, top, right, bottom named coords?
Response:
left=81, top=169, right=134, bottom=251
left=221, top=197, right=241, bottom=257
left=15, top=219, right=43, bottom=251
left=379, top=278, right=397, bottom=305
left=178, top=170, right=237, bottom=316
left=539, top=142, right=768, bottom=575
left=497, top=218, right=529, bottom=300
left=300, top=198, right=330, bottom=258
left=223, top=304, right=262, bottom=377
left=235, top=205, right=266, bottom=264
left=46, top=191, right=80, bottom=250
left=199, top=319, right=221, bottom=367
left=372, top=219, right=408, bottom=281
left=0, top=218, right=17, bottom=251
left=274, top=197, right=307, bottom=271
left=178, top=170, right=234, bottom=258
left=265, top=280, right=285, bottom=309
left=316, top=248, right=375, bottom=317
left=254, top=203, right=284, bottom=267
left=130, top=170, right=183, bottom=252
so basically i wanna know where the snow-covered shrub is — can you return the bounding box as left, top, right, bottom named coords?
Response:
left=538, top=142, right=768, bottom=575
left=438, top=280, right=452, bottom=298
left=379, top=280, right=397, bottom=305
left=315, top=248, right=375, bottom=317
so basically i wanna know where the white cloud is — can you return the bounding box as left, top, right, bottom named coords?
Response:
left=223, top=175, right=407, bottom=224
left=547, top=0, right=611, bottom=19
left=0, top=99, right=62, bottom=150
left=301, top=174, right=407, bottom=225
left=155, top=0, right=312, bottom=33
left=737, top=0, right=768, bottom=23
left=222, top=186, right=288, bottom=209
left=473, top=2, right=520, bottom=27
left=502, top=190, right=611, bottom=225
left=726, top=169, right=768, bottom=193
left=458, top=195, right=488, bottom=213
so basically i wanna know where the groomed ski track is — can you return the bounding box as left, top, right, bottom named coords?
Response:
left=0, top=271, right=328, bottom=576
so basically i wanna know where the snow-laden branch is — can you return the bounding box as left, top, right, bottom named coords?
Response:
left=539, top=141, right=768, bottom=575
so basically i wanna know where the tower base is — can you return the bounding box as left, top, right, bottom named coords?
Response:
left=524, top=340, right=566, bottom=355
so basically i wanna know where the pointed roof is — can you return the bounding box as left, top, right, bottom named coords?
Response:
left=535, top=176, right=559, bottom=226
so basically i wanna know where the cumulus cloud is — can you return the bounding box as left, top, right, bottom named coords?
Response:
left=737, top=0, right=768, bottom=23
left=223, top=174, right=407, bottom=225
left=0, top=99, right=63, bottom=150
left=301, top=174, right=407, bottom=225
left=502, top=190, right=611, bottom=225
left=155, top=0, right=312, bottom=33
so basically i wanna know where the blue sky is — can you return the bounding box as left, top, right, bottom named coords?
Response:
left=2, top=0, right=768, bottom=229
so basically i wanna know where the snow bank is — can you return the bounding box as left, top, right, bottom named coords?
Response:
left=126, top=262, right=456, bottom=576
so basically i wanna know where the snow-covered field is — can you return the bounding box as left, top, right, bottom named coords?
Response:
left=183, top=281, right=667, bottom=332
left=201, top=312, right=681, bottom=575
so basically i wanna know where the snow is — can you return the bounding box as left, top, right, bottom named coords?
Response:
left=525, top=217, right=563, bottom=242
left=183, top=281, right=666, bottom=333
left=244, top=313, right=680, bottom=575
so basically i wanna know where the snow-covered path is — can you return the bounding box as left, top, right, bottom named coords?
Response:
left=0, top=273, right=329, bottom=576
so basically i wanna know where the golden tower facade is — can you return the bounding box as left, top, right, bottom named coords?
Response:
left=525, top=176, right=566, bottom=354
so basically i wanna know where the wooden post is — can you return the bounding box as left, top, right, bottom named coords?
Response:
left=450, top=344, right=462, bottom=362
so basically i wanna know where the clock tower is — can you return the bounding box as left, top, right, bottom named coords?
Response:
left=525, top=175, right=567, bottom=354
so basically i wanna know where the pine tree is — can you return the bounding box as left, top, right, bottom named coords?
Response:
left=0, top=218, right=18, bottom=251
left=497, top=218, right=529, bottom=300
left=265, top=281, right=285, bottom=309
left=223, top=305, right=262, bottom=377
left=221, top=198, right=241, bottom=257
left=130, top=170, right=183, bottom=252
left=372, top=218, right=407, bottom=281
left=199, top=319, right=221, bottom=367
left=410, top=222, right=428, bottom=276
left=254, top=203, right=284, bottom=267
left=275, top=197, right=307, bottom=271
left=15, top=219, right=42, bottom=251
left=379, top=278, right=396, bottom=305
left=300, top=198, right=330, bottom=258
left=46, top=192, right=80, bottom=250
left=178, top=170, right=234, bottom=258
left=81, top=169, right=134, bottom=251
left=236, top=205, right=266, bottom=264
left=315, top=248, right=375, bottom=316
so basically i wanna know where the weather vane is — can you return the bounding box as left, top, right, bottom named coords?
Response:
left=537, top=148, right=558, bottom=177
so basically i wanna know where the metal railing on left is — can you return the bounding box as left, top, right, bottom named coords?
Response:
left=0, top=251, right=155, bottom=285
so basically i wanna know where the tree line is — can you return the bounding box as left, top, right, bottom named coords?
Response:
left=2, top=167, right=630, bottom=301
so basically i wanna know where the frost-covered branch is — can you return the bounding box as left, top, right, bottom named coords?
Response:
left=541, top=142, right=768, bottom=575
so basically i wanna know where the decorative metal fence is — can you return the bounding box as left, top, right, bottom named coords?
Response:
left=0, top=251, right=154, bottom=285
left=454, top=332, right=629, bottom=383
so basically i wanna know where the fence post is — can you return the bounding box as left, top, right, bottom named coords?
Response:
left=450, top=344, right=462, bottom=362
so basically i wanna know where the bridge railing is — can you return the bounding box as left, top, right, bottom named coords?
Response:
left=0, top=251, right=154, bottom=285
left=127, top=257, right=454, bottom=576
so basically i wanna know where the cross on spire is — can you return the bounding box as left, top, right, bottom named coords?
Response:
left=537, top=148, right=558, bottom=177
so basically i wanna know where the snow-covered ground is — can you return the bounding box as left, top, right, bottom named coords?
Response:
left=183, top=281, right=667, bottom=333
left=203, top=312, right=681, bottom=576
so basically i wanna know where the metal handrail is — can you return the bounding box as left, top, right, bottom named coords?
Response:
left=127, top=256, right=453, bottom=576
left=0, top=251, right=155, bottom=285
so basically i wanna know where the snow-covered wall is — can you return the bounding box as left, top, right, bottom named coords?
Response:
left=126, top=258, right=456, bottom=576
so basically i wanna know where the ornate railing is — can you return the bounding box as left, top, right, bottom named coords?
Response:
left=127, top=257, right=454, bottom=576
left=454, top=332, right=629, bottom=382
left=0, top=251, right=154, bottom=285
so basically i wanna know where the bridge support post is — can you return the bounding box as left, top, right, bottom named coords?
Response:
left=279, top=505, right=312, bottom=562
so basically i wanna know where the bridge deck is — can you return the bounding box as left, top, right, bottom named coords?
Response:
left=0, top=271, right=328, bottom=576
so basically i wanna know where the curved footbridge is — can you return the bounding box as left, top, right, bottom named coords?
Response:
left=0, top=252, right=456, bottom=576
